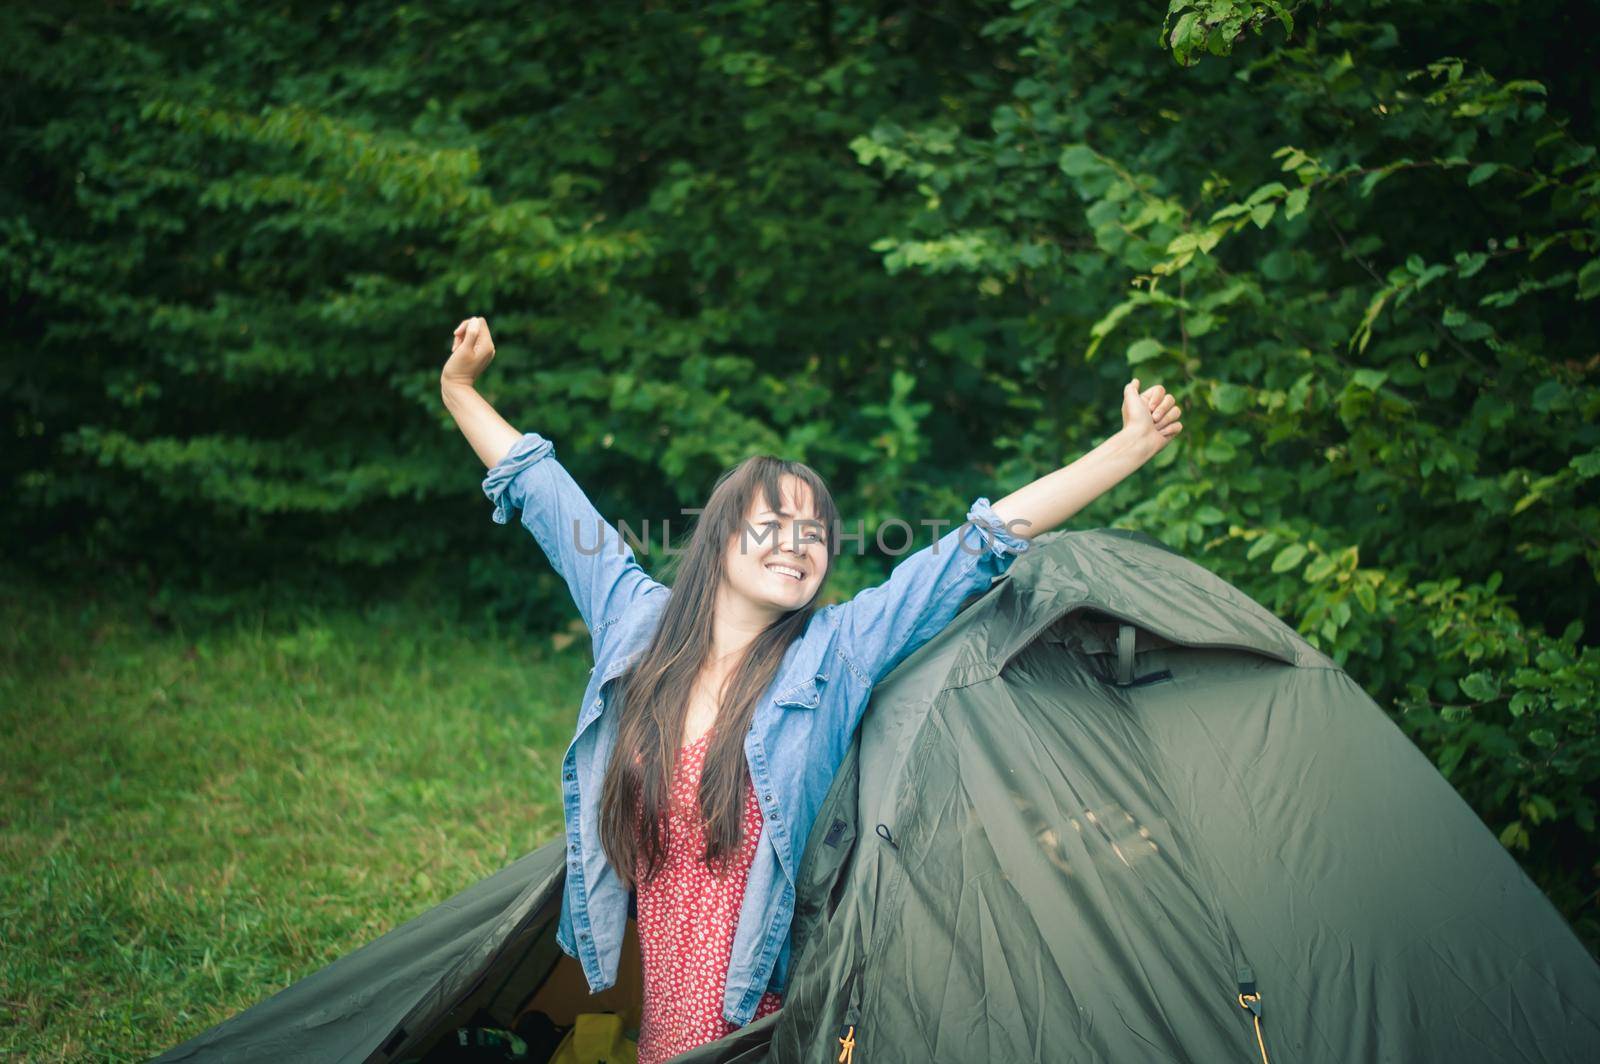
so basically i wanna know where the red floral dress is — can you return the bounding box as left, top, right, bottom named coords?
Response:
left=632, top=731, right=785, bottom=1064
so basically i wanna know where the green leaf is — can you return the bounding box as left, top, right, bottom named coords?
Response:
left=1466, top=162, right=1500, bottom=186
left=1437, top=741, right=1467, bottom=778
left=1168, top=12, right=1202, bottom=65
left=1283, top=186, right=1309, bottom=219
left=1086, top=300, right=1139, bottom=361
left=1578, top=257, right=1600, bottom=300
left=1570, top=450, right=1600, bottom=478
left=1271, top=542, right=1308, bottom=573
left=1536, top=651, right=1569, bottom=674
left=1304, top=553, right=1339, bottom=582
left=1531, top=379, right=1568, bottom=412
left=1498, top=821, right=1529, bottom=850
left=1247, top=532, right=1280, bottom=561
left=1058, top=144, right=1100, bottom=177
left=1210, top=202, right=1251, bottom=222
left=1459, top=671, right=1498, bottom=701
left=1203, top=436, right=1238, bottom=463
left=1211, top=382, right=1251, bottom=414
left=1127, top=338, right=1165, bottom=365
left=1266, top=1, right=1294, bottom=36
left=1246, top=181, right=1288, bottom=206
left=1352, top=289, right=1391, bottom=353
left=1260, top=248, right=1296, bottom=281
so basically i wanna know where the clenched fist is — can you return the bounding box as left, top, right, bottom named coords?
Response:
left=442, top=316, right=497, bottom=388
left=1122, top=377, right=1183, bottom=458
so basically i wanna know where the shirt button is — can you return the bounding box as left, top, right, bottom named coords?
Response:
left=764, top=793, right=773, bottom=802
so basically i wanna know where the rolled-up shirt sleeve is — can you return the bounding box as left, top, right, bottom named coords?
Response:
left=481, top=432, right=667, bottom=659
left=965, top=495, right=1033, bottom=558
left=483, top=432, right=557, bottom=525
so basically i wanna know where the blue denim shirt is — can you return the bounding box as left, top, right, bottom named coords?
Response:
left=482, top=431, right=1031, bottom=1027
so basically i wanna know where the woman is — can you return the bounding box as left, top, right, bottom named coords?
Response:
left=440, top=316, right=1181, bottom=1063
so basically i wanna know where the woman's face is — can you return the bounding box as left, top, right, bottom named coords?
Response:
left=722, top=474, right=828, bottom=614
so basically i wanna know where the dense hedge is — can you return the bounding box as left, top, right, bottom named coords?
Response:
left=3, top=2, right=1595, bottom=947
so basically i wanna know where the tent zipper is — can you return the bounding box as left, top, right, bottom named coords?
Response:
left=836, top=721, right=939, bottom=1064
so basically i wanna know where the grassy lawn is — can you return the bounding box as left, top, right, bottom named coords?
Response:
left=0, top=575, right=588, bottom=1062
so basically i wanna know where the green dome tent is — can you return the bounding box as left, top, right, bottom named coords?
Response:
left=152, top=529, right=1600, bottom=1064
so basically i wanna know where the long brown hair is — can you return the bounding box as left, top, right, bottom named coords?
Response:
left=598, top=455, right=839, bottom=889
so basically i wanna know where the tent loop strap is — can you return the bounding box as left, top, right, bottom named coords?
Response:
left=874, top=823, right=899, bottom=849
left=1117, top=623, right=1136, bottom=685
left=1235, top=991, right=1270, bottom=1064
left=1089, top=617, right=1174, bottom=688
left=1234, top=966, right=1271, bottom=1064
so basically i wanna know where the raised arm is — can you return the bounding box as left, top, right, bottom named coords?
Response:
left=442, top=318, right=668, bottom=660
left=986, top=378, right=1181, bottom=542
left=827, top=376, right=1182, bottom=689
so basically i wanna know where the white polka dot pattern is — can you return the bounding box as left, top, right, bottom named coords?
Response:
left=632, top=731, right=784, bottom=1064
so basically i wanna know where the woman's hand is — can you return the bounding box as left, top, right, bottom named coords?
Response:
left=1121, top=377, right=1183, bottom=459
left=441, top=316, right=497, bottom=389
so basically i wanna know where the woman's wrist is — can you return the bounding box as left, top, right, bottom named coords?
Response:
left=1112, top=426, right=1161, bottom=466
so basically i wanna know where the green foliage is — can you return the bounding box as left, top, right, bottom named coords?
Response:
left=0, top=0, right=1016, bottom=617
left=1163, top=1, right=1297, bottom=67
left=847, top=0, right=1599, bottom=945
left=2, top=0, right=1596, bottom=956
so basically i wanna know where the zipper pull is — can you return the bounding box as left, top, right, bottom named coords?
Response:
left=836, top=1024, right=856, bottom=1063
left=837, top=965, right=862, bottom=1063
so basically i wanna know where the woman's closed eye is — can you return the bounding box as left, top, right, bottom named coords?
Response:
left=766, top=519, right=823, bottom=545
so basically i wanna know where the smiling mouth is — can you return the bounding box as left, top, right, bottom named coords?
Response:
left=766, top=562, right=805, bottom=581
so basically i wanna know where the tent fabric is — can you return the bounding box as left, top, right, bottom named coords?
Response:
left=772, top=528, right=1600, bottom=1063
left=151, top=845, right=564, bottom=1063
left=150, top=528, right=1600, bottom=1064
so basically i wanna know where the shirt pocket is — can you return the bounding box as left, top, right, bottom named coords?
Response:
left=774, top=671, right=828, bottom=710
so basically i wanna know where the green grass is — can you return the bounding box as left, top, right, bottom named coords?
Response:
left=0, top=575, right=589, bottom=1062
